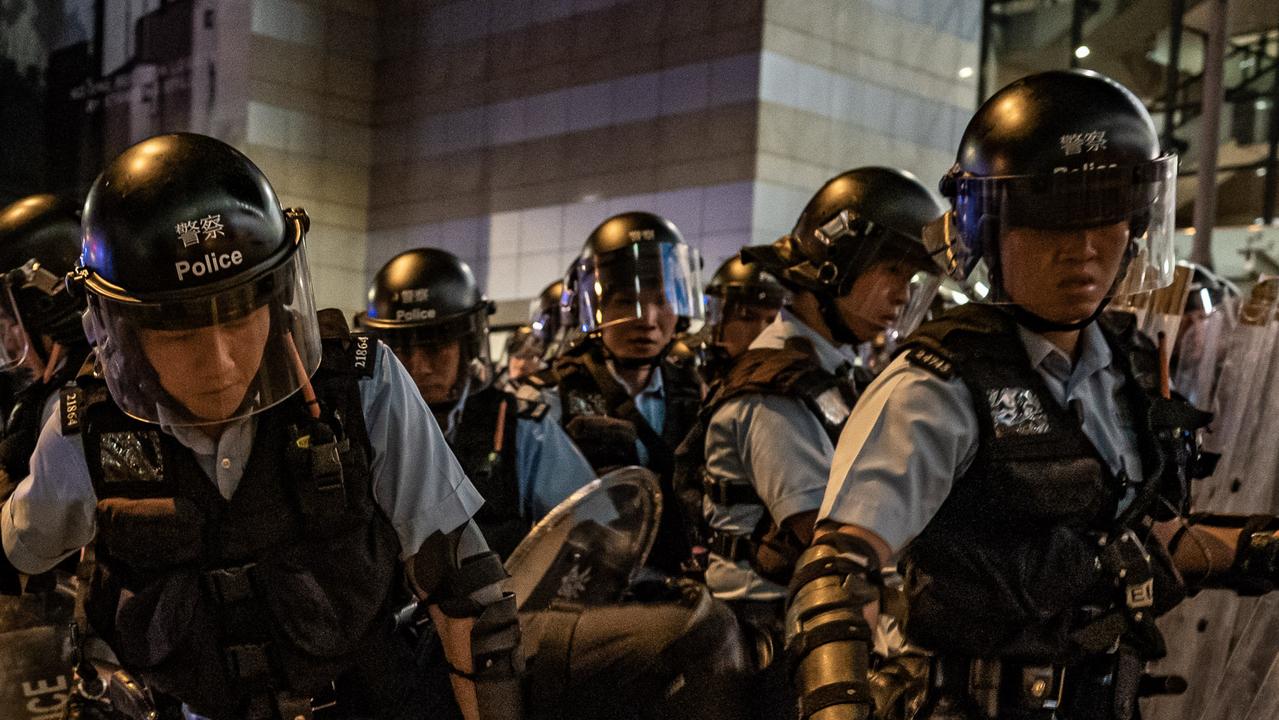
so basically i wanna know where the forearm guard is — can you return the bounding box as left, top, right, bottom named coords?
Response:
left=410, top=522, right=525, bottom=719
left=785, top=532, right=881, bottom=720
left=1177, top=513, right=1279, bottom=595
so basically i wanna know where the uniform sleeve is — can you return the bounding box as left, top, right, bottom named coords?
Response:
left=516, top=413, right=597, bottom=521
left=360, top=342, right=484, bottom=559
left=1, top=411, right=98, bottom=574
left=819, top=355, right=980, bottom=554
left=707, top=395, right=831, bottom=526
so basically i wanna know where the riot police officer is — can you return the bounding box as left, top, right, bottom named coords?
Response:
left=677, top=168, right=944, bottom=718
left=0, top=134, right=522, bottom=720
left=699, top=254, right=786, bottom=380
left=528, top=211, right=705, bottom=574
left=0, top=195, right=90, bottom=521
left=789, top=70, right=1279, bottom=720
left=502, top=326, right=544, bottom=386
left=361, top=248, right=594, bottom=556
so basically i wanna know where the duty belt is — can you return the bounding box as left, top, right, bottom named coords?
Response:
left=703, top=476, right=762, bottom=506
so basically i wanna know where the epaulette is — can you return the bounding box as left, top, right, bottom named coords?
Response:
left=348, top=332, right=375, bottom=378
left=904, top=345, right=955, bottom=380
left=60, top=354, right=108, bottom=436
left=60, top=385, right=86, bottom=435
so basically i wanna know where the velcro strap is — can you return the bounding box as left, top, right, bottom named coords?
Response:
left=788, top=555, right=873, bottom=597
left=225, top=643, right=272, bottom=681
left=443, top=551, right=509, bottom=606
left=707, top=530, right=754, bottom=561
left=786, top=618, right=872, bottom=667
left=797, top=681, right=873, bottom=719
left=703, top=476, right=763, bottom=506
left=1148, top=396, right=1211, bottom=431
left=203, top=563, right=258, bottom=604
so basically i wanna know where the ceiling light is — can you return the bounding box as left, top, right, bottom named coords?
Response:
left=1074, top=45, right=1091, bottom=59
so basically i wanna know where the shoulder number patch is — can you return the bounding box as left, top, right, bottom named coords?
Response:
left=905, top=347, right=954, bottom=379
left=60, top=387, right=85, bottom=435
left=350, top=334, right=375, bottom=377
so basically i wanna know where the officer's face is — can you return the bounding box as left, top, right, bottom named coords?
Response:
left=138, top=306, right=271, bottom=421
left=837, top=260, right=916, bottom=341
left=508, top=354, right=543, bottom=380
left=396, top=340, right=461, bottom=405
left=1000, top=222, right=1129, bottom=324
left=716, top=302, right=778, bottom=359
left=600, top=288, right=677, bottom=360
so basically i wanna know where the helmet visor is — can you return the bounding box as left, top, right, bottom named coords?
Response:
left=924, top=155, right=1178, bottom=312
left=576, top=241, right=704, bottom=333
left=0, top=282, right=31, bottom=372
left=371, top=309, right=492, bottom=405
left=84, top=245, right=322, bottom=426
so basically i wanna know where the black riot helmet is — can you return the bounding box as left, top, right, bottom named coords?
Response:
left=0, top=194, right=88, bottom=370
left=528, top=279, right=567, bottom=356
left=75, top=133, right=321, bottom=426
left=743, top=167, right=946, bottom=346
left=705, top=254, right=786, bottom=309
left=703, top=254, right=785, bottom=349
left=571, top=211, right=704, bottom=344
left=363, top=247, right=494, bottom=404
left=926, top=70, right=1178, bottom=330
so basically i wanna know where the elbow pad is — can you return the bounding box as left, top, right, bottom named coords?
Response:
left=407, top=520, right=525, bottom=719
left=785, top=532, right=881, bottom=720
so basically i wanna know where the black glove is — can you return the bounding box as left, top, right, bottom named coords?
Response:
left=564, top=415, right=641, bottom=471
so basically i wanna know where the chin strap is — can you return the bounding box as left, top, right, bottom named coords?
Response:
left=1004, top=296, right=1114, bottom=334
left=815, top=296, right=864, bottom=347
left=597, top=336, right=674, bottom=373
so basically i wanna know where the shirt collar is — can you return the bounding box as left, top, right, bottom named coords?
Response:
left=1017, top=321, right=1112, bottom=383
left=158, top=406, right=256, bottom=456
left=606, top=359, right=665, bottom=399
left=750, top=307, right=859, bottom=375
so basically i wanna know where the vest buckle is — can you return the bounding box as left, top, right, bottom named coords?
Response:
left=203, top=562, right=258, bottom=604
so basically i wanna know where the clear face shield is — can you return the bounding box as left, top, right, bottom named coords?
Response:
left=809, top=211, right=943, bottom=348
left=575, top=241, right=705, bottom=333
left=84, top=243, right=322, bottom=426
left=924, top=156, right=1179, bottom=323
left=377, top=309, right=492, bottom=406
left=0, top=260, right=66, bottom=372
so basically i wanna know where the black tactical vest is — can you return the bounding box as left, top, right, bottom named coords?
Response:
left=0, top=353, right=84, bottom=483
left=897, top=305, right=1189, bottom=663
left=447, top=385, right=527, bottom=560
left=546, top=342, right=703, bottom=574
left=672, top=340, right=856, bottom=581
left=67, top=331, right=409, bottom=719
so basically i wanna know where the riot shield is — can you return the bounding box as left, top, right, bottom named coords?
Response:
left=1192, top=593, right=1279, bottom=720
left=505, top=466, right=661, bottom=613
left=0, top=579, right=77, bottom=718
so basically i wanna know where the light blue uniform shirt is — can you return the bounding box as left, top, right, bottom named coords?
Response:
left=821, top=321, right=1143, bottom=555
left=2, top=342, right=485, bottom=573
left=511, top=401, right=598, bottom=521
left=704, top=309, right=860, bottom=601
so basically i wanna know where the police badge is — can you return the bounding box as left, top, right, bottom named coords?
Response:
left=986, top=387, right=1050, bottom=438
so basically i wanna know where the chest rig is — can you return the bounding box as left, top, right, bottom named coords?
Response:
left=545, top=342, right=702, bottom=575
left=62, top=324, right=405, bottom=720
left=898, top=305, right=1194, bottom=668
left=673, top=339, right=856, bottom=583
left=448, top=384, right=537, bottom=560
